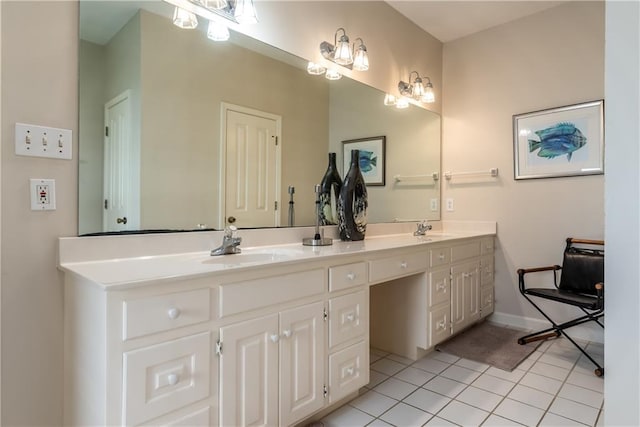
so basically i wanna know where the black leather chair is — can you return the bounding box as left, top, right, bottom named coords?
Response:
left=517, top=238, right=604, bottom=376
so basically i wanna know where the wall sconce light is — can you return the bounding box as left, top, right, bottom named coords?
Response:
left=398, top=71, right=436, bottom=103
left=320, top=28, right=369, bottom=71
left=207, top=19, right=230, bottom=41
left=233, top=0, right=258, bottom=24
left=395, top=97, right=410, bottom=109
left=172, top=6, right=199, bottom=29
left=383, top=94, right=397, bottom=106
left=306, top=62, right=342, bottom=80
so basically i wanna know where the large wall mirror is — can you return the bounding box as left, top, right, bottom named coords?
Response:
left=78, top=0, right=441, bottom=235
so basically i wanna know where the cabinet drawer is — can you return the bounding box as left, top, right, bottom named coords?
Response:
left=481, top=286, right=494, bottom=317
left=480, top=255, right=494, bottom=286
left=329, top=262, right=368, bottom=292
left=429, top=304, right=451, bottom=347
left=369, top=251, right=428, bottom=283
left=219, top=269, right=324, bottom=317
left=451, top=241, right=481, bottom=262
left=429, top=267, right=450, bottom=307
left=329, top=290, right=368, bottom=349
left=328, top=340, right=369, bottom=404
left=123, top=288, right=210, bottom=341
left=481, top=237, right=495, bottom=255
left=123, top=332, right=211, bottom=426
left=162, top=406, right=211, bottom=426
left=429, top=247, right=450, bottom=268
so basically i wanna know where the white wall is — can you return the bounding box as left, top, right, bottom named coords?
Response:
left=603, top=1, right=640, bottom=424
left=442, top=1, right=605, bottom=341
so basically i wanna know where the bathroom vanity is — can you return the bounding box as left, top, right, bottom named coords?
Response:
left=59, top=223, right=495, bottom=426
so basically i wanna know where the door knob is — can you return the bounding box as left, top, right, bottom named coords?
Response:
left=227, top=216, right=236, bottom=224
left=117, top=217, right=127, bottom=224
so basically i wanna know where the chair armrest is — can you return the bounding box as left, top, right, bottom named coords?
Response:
left=517, top=265, right=561, bottom=293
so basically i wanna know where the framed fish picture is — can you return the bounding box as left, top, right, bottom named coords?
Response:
left=342, top=136, right=386, bottom=186
left=513, top=100, right=604, bottom=180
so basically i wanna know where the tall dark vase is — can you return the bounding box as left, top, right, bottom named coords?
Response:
left=319, top=152, right=343, bottom=225
left=337, top=149, right=368, bottom=241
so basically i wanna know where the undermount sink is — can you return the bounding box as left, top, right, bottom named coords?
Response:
left=202, top=247, right=305, bottom=265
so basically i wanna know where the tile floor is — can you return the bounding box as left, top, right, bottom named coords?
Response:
left=321, top=334, right=604, bottom=426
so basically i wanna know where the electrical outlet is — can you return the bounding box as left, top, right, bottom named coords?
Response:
left=16, top=123, right=72, bottom=160
left=430, top=198, right=438, bottom=211
left=446, top=198, right=454, bottom=211
left=30, top=179, right=56, bottom=210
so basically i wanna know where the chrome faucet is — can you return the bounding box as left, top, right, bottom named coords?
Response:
left=211, top=226, right=242, bottom=256
left=413, top=220, right=433, bottom=236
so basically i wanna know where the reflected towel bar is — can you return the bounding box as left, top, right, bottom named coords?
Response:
left=444, top=168, right=499, bottom=180
left=393, top=172, right=439, bottom=182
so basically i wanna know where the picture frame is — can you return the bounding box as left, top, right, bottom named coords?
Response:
left=513, top=100, right=604, bottom=180
left=342, top=136, right=386, bottom=186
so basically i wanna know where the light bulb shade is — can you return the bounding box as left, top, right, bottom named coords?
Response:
left=198, top=0, right=228, bottom=9
left=383, top=94, right=397, bottom=106
left=172, top=6, right=198, bottom=29
left=325, top=69, right=342, bottom=80
left=413, top=78, right=425, bottom=98
left=333, top=35, right=353, bottom=65
left=307, top=62, right=326, bottom=76
left=207, top=20, right=230, bottom=41
left=396, top=97, right=410, bottom=109
left=234, top=0, right=258, bottom=24
left=352, top=46, right=369, bottom=71
left=421, top=85, right=435, bottom=103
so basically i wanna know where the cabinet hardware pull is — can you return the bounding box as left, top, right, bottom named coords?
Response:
left=438, top=253, right=445, bottom=260
left=437, top=283, right=446, bottom=291
left=400, top=262, right=408, bottom=269
left=270, top=334, right=280, bottom=343
left=346, top=367, right=355, bottom=376
left=167, top=308, right=180, bottom=319
left=346, top=273, right=355, bottom=280
left=346, top=313, right=355, bottom=322
left=282, top=330, right=292, bottom=338
left=167, top=373, right=179, bottom=385
left=437, top=320, right=446, bottom=330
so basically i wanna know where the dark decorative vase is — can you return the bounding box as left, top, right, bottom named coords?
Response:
left=337, top=149, right=368, bottom=241
left=319, top=153, right=343, bottom=226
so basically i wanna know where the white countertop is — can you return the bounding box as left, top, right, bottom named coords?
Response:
left=59, top=226, right=495, bottom=289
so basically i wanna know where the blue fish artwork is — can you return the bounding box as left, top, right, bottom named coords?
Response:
left=528, top=122, right=587, bottom=162
left=358, top=150, right=378, bottom=173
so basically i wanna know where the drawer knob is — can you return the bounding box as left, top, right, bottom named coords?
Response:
left=437, top=283, right=446, bottom=291
left=167, top=307, right=181, bottom=319
left=346, top=367, right=355, bottom=376
left=400, top=261, right=408, bottom=269
left=346, top=272, right=356, bottom=281
left=270, top=334, right=280, bottom=343
left=346, top=313, right=355, bottom=322
left=167, top=373, right=179, bottom=386
left=282, top=329, right=292, bottom=338
left=438, top=253, right=445, bottom=260
left=437, top=320, right=446, bottom=330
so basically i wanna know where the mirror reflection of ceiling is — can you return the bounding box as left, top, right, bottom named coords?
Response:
left=78, top=1, right=441, bottom=235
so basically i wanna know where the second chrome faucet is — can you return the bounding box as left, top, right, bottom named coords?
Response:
left=211, top=226, right=242, bottom=256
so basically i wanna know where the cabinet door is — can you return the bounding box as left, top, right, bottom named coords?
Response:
left=279, top=302, right=325, bottom=427
left=220, top=314, right=279, bottom=427
left=451, top=261, right=480, bottom=333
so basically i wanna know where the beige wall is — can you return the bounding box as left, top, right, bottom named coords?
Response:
left=442, top=1, right=605, bottom=338
left=1, top=2, right=78, bottom=425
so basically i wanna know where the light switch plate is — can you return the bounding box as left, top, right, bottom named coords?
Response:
left=446, top=198, right=454, bottom=211
left=16, top=123, right=72, bottom=160
left=30, top=178, right=56, bottom=210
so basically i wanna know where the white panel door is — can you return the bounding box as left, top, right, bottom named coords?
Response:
left=219, top=314, right=279, bottom=427
left=279, top=302, right=325, bottom=427
left=103, top=90, right=139, bottom=231
left=225, top=109, right=279, bottom=228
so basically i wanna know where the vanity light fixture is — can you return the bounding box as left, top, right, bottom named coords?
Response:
left=207, top=19, right=230, bottom=41
left=307, top=62, right=327, bottom=76
left=233, top=0, right=258, bottom=24
left=197, top=0, right=228, bottom=9
left=324, top=69, right=342, bottom=80
left=320, top=28, right=370, bottom=71
left=383, top=94, right=397, bottom=106
left=172, top=6, right=199, bottom=29
left=398, top=71, right=436, bottom=103
left=395, top=97, right=410, bottom=109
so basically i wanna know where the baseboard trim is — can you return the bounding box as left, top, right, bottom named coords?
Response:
left=488, top=311, right=604, bottom=344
